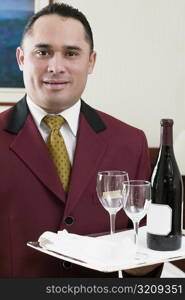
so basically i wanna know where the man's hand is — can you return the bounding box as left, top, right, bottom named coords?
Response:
left=123, top=263, right=163, bottom=277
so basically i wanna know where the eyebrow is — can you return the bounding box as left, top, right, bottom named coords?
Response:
left=34, top=43, right=51, bottom=49
left=34, top=44, right=82, bottom=51
left=65, top=46, right=82, bottom=51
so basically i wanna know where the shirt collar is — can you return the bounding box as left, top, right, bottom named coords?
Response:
left=26, top=96, right=81, bottom=136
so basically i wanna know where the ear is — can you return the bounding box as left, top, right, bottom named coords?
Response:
left=16, top=46, right=24, bottom=71
left=88, top=51, right=96, bottom=74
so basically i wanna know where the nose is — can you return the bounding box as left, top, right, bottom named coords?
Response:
left=47, top=53, right=66, bottom=74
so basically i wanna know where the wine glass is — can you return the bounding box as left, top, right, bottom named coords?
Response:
left=123, top=180, right=151, bottom=260
left=96, top=170, right=129, bottom=278
left=96, top=170, right=129, bottom=235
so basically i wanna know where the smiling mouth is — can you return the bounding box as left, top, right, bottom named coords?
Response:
left=43, top=81, right=70, bottom=90
left=43, top=81, right=69, bottom=85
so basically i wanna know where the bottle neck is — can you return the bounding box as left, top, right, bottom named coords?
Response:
left=160, top=125, right=173, bottom=146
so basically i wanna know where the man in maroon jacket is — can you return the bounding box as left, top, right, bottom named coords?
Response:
left=0, top=2, right=162, bottom=277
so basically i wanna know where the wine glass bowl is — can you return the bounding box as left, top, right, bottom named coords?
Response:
left=96, top=170, right=129, bottom=235
left=123, top=180, right=151, bottom=260
left=97, top=189, right=124, bottom=215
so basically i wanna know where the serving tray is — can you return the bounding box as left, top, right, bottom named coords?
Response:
left=27, top=226, right=185, bottom=273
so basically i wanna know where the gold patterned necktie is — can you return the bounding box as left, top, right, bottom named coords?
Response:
left=43, top=115, right=71, bottom=192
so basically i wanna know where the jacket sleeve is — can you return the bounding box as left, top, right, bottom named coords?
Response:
left=135, top=130, right=151, bottom=180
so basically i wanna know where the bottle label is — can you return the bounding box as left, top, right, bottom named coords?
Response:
left=147, top=203, right=172, bottom=235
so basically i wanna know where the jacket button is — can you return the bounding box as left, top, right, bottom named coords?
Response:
left=64, top=216, right=74, bottom=225
left=63, top=261, right=72, bottom=269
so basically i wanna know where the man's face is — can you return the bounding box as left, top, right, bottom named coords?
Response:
left=16, top=14, right=96, bottom=113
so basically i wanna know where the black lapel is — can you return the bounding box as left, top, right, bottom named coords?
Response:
left=4, top=95, right=29, bottom=134
left=80, top=99, right=106, bottom=133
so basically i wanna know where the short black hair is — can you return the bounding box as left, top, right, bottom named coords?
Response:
left=21, top=2, right=94, bottom=51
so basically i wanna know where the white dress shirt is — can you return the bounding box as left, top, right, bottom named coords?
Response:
left=26, top=97, right=81, bottom=165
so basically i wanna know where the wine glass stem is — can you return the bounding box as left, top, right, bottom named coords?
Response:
left=110, top=213, right=116, bottom=235
left=133, top=221, right=139, bottom=247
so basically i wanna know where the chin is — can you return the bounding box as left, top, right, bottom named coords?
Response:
left=42, top=101, right=68, bottom=113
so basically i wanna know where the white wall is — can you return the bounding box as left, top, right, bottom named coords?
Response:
left=57, top=0, right=185, bottom=148
left=1, top=0, right=185, bottom=149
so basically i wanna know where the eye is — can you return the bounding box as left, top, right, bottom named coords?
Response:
left=65, top=51, right=78, bottom=57
left=35, top=50, right=50, bottom=57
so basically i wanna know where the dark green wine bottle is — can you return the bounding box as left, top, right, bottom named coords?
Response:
left=147, top=119, right=183, bottom=251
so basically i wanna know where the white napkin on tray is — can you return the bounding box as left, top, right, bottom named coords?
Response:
left=38, top=229, right=136, bottom=267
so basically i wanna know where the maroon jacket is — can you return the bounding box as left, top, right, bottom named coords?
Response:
left=0, top=97, right=154, bottom=277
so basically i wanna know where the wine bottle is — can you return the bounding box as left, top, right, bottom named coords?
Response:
left=147, top=119, right=183, bottom=251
